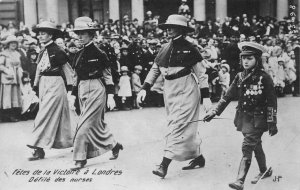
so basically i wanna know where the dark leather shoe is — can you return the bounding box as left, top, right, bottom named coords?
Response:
left=28, top=149, right=45, bottom=161
left=182, top=155, right=205, bottom=170
left=109, top=143, right=123, bottom=160
left=70, top=160, right=87, bottom=171
left=251, top=167, right=272, bottom=184
left=229, top=180, right=244, bottom=190
left=152, top=164, right=168, bottom=178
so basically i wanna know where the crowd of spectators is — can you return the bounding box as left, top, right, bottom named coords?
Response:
left=0, top=11, right=299, bottom=122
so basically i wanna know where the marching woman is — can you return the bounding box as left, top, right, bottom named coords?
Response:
left=137, top=14, right=211, bottom=178
left=70, top=17, right=123, bottom=170
left=204, top=41, right=277, bottom=190
left=27, top=21, right=74, bottom=160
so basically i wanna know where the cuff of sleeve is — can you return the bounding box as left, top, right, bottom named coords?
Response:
left=200, top=88, right=209, bottom=98
left=66, top=85, right=73, bottom=91
left=267, top=107, right=277, bottom=123
left=142, top=82, right=151, bottom=91
left=106, top=84, right=115, bottom=94
left=71, top=86, right=78, bottom=96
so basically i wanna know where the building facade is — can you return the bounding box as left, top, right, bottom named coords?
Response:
left=0, top=0, right=299, bottom=27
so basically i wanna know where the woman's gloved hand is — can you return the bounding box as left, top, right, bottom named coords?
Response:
left=107, top=94, right=116, bottom=110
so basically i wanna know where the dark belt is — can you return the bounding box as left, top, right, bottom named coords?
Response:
left=79, top=75, right=102, bottom=81
left=165, top=68, right=191, bottom=80
left=41, top=72, right=61, bottom=76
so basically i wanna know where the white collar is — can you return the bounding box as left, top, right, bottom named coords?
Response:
left=44, top=40, right=53, bottom=47
left=173, top=35, right=183, bottom=40
left=84, top=41, right=93, bottom=47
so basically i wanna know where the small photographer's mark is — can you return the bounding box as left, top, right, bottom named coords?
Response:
left=273, top=175, right=282, bottom=182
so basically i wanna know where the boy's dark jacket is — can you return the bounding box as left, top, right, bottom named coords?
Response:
left=212, top=67, right=277, bottom=133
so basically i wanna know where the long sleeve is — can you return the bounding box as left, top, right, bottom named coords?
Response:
left=62, top=62, right=76, bottom=91
left=142, top=63, right=161, bottom=91
left=192, top=60, right=209, bottom=89
left=0, top=55, right=7, bottom=73
left=192, top=60, right=209, bottom=98
left=102, top=67, right=114, bottom=94
left=263, top=74, right=277, bottom=123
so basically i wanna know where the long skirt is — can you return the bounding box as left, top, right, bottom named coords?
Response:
left=27, top=76, right=72, bottom=149
left=163, top=74, right=202, bottom=161
left=73, top=79, right=116, bottom=161
left=0, top=84, right=22, bottom=109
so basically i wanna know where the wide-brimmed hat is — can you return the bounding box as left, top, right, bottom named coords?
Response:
left=73, top=17, right=99, bottom=32
left=159, top=14, right=194, bottom=33
left=1, top=35, right=18, bottom=45
left=32, top=21, right=61, bottom=36
left=238, top=41, right=266, bottom=56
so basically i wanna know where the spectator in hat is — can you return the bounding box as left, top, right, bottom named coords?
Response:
left=55, top=38, right=66, bottom=50
left=284, top=51, right=297, bottom=94
left=131, top=65, right=143, bottom=109
left=18, top=38, right=31, bottom=76
left=70, top=16, right=123, bottom=170
left=274, top=58, right=286, bottom=97
left=137, top=14, right=211, bottom=178
left=218, top=63, right=230, bottom=98
left=119, top=44, right=134, bottom=72
left=26, top=20, right=74, bottom=161
left=66, top=41, right=78, bottom=67
left=118, top=66, right=132, bottom=110
left=26, top=49, right=39, bottom=86
left=178, top=0, right=190, bottom=15
left=0, top=35, right=24, bottom=122
left=141, top=39, right=157, bottom=82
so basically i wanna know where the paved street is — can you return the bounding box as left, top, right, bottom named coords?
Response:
left=0, top=96, right=300, bottom=190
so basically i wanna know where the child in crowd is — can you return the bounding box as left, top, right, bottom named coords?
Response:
left=284, top=51, right=297, bottom=94
left=67, top=41, right=78, bottom=67
left=218, top=63, right=230, bottom=98
left=131, top=65, right=143, bottom=109
left=274, top=58, right=286, bottom=97
left=118, top=66, right=132, bottom=110
left=26, top=49, right=39, bottom=86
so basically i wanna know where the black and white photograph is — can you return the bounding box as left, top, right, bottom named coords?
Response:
left=0, top=0, right=300, bottom=189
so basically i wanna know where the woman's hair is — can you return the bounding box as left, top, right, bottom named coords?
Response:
left=170, top=26, right=187, bottom=36
left=76, top=30, right=96, bottom=38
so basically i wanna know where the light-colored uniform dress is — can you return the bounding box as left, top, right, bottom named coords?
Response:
left=27, top=41, right=73, bottom=149
left=0, top=50, right=23, bottom=109
left=143, top=36, right=208, bottom=161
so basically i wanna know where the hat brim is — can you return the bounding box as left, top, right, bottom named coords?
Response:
left=238, top=42, right=267, bottom=53
left=32, top=27, right=63, bottom=39
left=73, top=28, right=99, bottom=32
left=32, top=27, right=61, bottom=34
left=1, top=39, right=18, bottom=45
left=159, top=24, right=194, bottom=33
